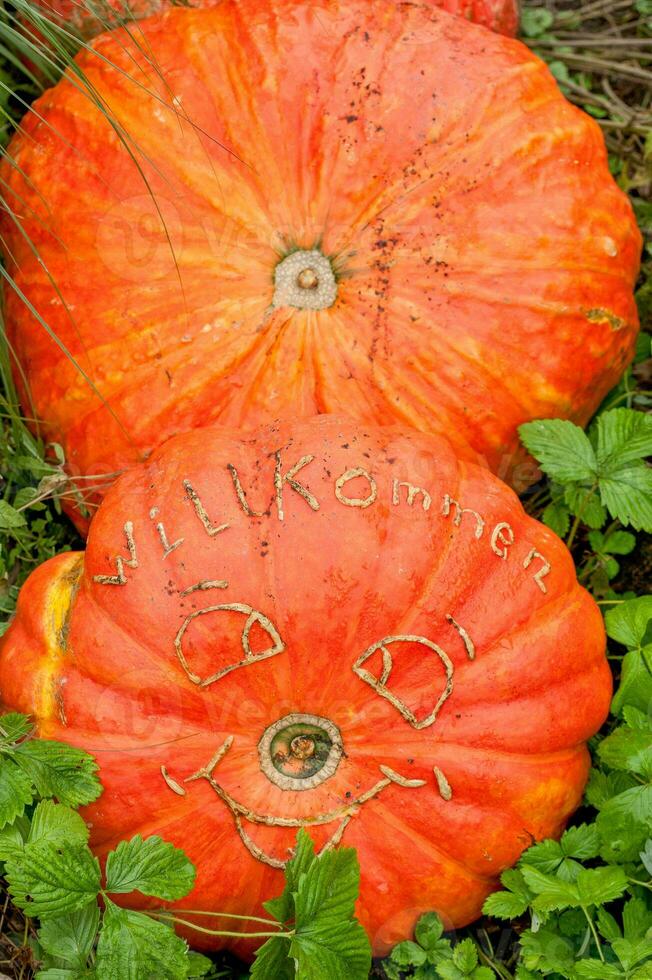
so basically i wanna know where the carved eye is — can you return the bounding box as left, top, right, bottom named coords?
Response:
left=174, top=603, right=285, bottom=687
left=353, top=634, right=453, bottom=729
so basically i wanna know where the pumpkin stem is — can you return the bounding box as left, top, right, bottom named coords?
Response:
left=272, top=250, right=338, bottom=310
left=258, top=712, right=343, bottom=791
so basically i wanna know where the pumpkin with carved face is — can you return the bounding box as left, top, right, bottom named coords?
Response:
left=0, top=418, right=611, bottom=954
left=0, top=0, right=640, bottom=532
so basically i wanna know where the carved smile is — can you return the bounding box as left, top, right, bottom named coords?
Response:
left=161, top=731, right=427, bottom=870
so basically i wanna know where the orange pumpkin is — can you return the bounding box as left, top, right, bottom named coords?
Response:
left=1, top=0, right=640, bottom=529
left=25, top=0, right=518, bottom=42
left=0, top=417, right=611, bottom=955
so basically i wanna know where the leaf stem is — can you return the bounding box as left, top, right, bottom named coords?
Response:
left=582, top=907, right=604, bottom=962
left=146, top=911, right=293, bottom=940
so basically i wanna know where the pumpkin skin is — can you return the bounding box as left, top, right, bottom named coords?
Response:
left=0, top=417, right=611, bottom=956
left=0, top=1, right=640, bottom=530
left=25, top=0, right=518, bottom=42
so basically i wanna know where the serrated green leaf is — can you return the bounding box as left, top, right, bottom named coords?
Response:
left=575, top=866, right=628, bottom=907
left=521, top=839, right=566, bottom=875
left=520, top=866, right=579, bottom=912
left=0, top=756, right=34, bottom=830
left=250, top=936, right=294, bottom=980
left=0, top=499, right=27, bottom=528
left=0, top=815, right=29, bottom=860
left=482, top=890, right=530, bottom=920
left=622, top=706, right=652, bottom=731
left=186, top=952, right=212, bottom=978
left=596, top=409, right=652, bottom=470
left=599, top=728, right=652, bottom=778
left=264, top=827, right=315, bottom=924
left=28, top=801, right=90, bottom=848
left=574, top=962, right=623, bottom=979
left=38, top=905, right=99, bottom=969
left=623, top=898, right=652, bottom=941
left=519, top=420, right=597, bottom=483
left=104, top=835, right=195, bottom=901
left=564, top=484, right=606, bottom=528
left=561, top=823, right=601, bottom=860
left=599, top=466, right=652, bottom=532
left=640, top=839, right=652, bottom=875
left=452, top=938, right=477, bottom=973
left=602, top=784, right=652, bottom=826
left=612, top=648, right=652, bottom=716
left=613, top=936, right=652, bottom=971
left=14, top=739, right=101, bottom=808
left=597, top=905, right=622, bottom=942
left=518, top=927, right=576, bottom=975
left=294, top=845, right=359, bottom=929
left=290, top=842, right=370, bottom=979
left=0, top=712, right=32, bottom=744
left=520, top=7, right=554, bottom=37
left=597, top=807, right=649, bottom=864
left=6, top=840, right=100, bottom=917
left=289, top=917, right=371, bottom=980
left=602, top=530, right=637, bottom=555
left=542, top=499, right=570, bottom=537
left=391, top=940, right=427, bottom=967
left=606, top=598, right=652, bottom=649
left=95, top=903, right=190, bottom=980
left=415, top=912, right=445, bottom=951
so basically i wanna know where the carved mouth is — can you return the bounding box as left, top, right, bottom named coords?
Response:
left=162, top=716, right=426, bottom=870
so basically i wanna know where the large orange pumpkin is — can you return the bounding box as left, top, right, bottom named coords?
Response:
left=0, top=0, right=640, bottom=528
left=25, top=0, right=518, bottom=42
left=0, top=417, right=611, bottom=955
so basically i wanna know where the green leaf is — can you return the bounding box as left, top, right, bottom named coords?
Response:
left=596, top=409, right=652, bottom=470
left=0, top=712, right=32, bottom=744
left=95, top=903, right=191, bottom=980
left=597, top=905, right=622, bottom=942
left=104, top=836, right=195, bottom=901
left=623, top=898, right=652, bottom=941
left=599, top=728, right=652, bottom=778
left=38, top=905, right=100, bottom=969
left=574, top=962, right=623, bottom=979
left=264, top=827, right=316, bottom=924
left=293, top=845, right=359, bottom=929
left=186, top=952, right=213, bottom=978
left=520, top=7, right=554, bottom=37
left=14, top=739, right=101, bottom=808
left=391, top=941, right=427, bottom=967
left=290, top=845, right=371, bottom=980
left=6, top=841, right=101, bottom=917
left=520, top=866, right=579, bottom=912
left=561, top=823, right=601, bottom=860
left=518, top=927, right=576, bottom=975
left=289, top=919, right=372, bottom=980
left=0, top=816, right=30, bottom=860
left=452, top=938, right=478, bottom=973
left=612, top=648, right=652, bottom=716
left=606, top=598, right=652, bottom=649
left=542, top=499, right=570, bottom=537
left=599, top=466, right=652, bottom=532
left=28, top=801, right=90, bottom=848
left=250, top=936, right=294, bottom=980
left=482, top=890, right=530, bottom=920
left=519, top=419, right=597, bottom=483
left=575, top=867, right=628, bottom=907
left=0, top=499, right=27, bottom=528
left=564, top=484, right=606, bottom=528
left=0, top=756, right=35, bottom=830
left=415, top=912, right=445, bottom=951
left=601, top=530, right=636, bottom=556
